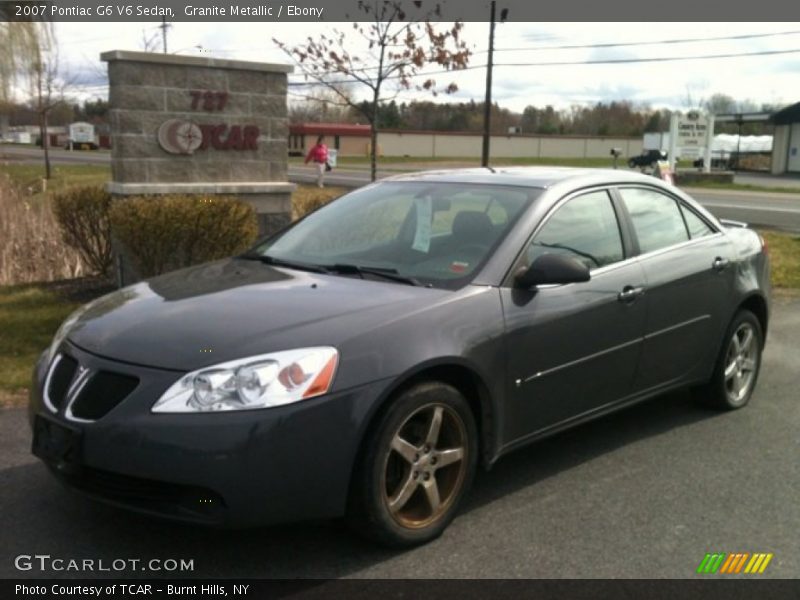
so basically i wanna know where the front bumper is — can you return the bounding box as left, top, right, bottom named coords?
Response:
left=29, top=342, right=391, bottom=527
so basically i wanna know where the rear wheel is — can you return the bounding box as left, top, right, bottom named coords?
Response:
left=697, top=310, right=763, bottom=410
left=348, top=382, right=477, bottom=547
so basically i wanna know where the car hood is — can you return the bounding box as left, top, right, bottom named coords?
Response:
left=66, top=258, right=452, bottom=371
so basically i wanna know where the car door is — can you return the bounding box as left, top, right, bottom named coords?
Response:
left=615, top=186, right=736, bottom=391
left=500, top=188, right=647, bottom=444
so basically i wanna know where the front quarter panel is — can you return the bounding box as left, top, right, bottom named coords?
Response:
left=336, top=285, right=508, bottom=456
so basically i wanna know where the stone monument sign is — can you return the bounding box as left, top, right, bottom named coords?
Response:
left=102, top=50, right=295, bottom=237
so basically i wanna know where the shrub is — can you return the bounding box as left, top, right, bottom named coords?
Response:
left=51, top=186, right=113, bottom=276
left=109, top=195, right=259, bottom=278
left=292, top=186, right=345, bottom=220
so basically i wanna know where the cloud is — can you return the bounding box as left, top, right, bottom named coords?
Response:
left=51, top=21, right=800, bottom=113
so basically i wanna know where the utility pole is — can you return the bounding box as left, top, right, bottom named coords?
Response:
left=481, top=1, right=496, bottom=168
left=160, top=17, right=170, bottom=54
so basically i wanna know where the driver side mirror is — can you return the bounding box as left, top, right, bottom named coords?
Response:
left=514, top=254, right=591, bottom=289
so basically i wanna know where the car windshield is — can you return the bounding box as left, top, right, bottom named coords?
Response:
left=251, top=181, right=539, bottom=289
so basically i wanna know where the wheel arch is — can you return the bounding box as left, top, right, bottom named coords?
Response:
left=738, top=292, right=769, bottom=345
left=351, top=359, right=500, bottom=487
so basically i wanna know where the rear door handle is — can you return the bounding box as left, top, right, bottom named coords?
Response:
left=713, top=257, right=730, bottom=271
left=618, top=286, right=645, bottom=303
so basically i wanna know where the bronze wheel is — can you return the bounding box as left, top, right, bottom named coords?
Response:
left=348, top=382, right=477, bottom=547
left=382, top=403, right=468, bottom=529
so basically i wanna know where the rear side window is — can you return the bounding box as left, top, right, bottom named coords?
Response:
left=619, top=188, right=689, bottom=253
left=527, top=190, right=624, bottom=270
left=680, top=205, right=715, bottom=239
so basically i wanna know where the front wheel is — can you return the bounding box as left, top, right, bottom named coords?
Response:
left=348, top=382, right=477, bottom=547
left=697, top=310, right=763, bottom=410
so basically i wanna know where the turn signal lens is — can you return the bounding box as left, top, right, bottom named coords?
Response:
left=303, top=354, right=338, bottom=399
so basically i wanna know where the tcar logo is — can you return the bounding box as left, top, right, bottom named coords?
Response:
left=157, top=119, right=203, bottom=155
left=157, top=119, right=260, bottom=155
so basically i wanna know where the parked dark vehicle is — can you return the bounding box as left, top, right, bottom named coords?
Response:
left=628, top=149, right=668, bottom=169
left=30, top=168, right=770, bottom=547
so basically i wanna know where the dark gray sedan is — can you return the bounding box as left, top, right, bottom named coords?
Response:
left=30, top=168, right=770, bottom=547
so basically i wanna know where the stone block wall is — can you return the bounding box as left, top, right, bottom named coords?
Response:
left=102, top=51, right=292, bottom=195
left=101, top=51, right=295, bottom=285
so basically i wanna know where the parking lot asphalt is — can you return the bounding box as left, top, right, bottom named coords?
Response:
left=1, top=294, right=798, bottom=580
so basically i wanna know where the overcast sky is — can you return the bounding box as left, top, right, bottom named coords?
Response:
left=56, top=21, right=800, bottom=113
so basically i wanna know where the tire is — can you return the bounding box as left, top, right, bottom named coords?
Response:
left=348, top=382, right=478, bottom=547
left=628, top=159, right=637, bottom=169
left=697, top=310, right=763, bottom=410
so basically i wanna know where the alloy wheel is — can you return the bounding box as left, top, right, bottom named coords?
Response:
left=381, top=403, right=468, bottom=529
left=724, top=322, right=759, bottom=405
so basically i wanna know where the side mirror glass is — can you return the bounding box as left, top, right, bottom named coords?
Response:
left=515, top=254, right=591, bottom=288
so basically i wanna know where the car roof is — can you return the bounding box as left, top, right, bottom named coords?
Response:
left=383, top=166, right=667, bottom=189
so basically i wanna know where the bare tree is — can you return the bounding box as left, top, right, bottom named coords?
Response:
left=275, top=0, right=470, bottom=181
left=140, top=27, right=161, bottom=53
left=29, top=40, right=70, bottom=180
left=288, top=83, right=356, bottom=124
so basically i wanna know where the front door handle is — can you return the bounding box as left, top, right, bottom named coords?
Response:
left=617, top=286, right=645, bottom=303
left=713, top=257, right=730, bottom=271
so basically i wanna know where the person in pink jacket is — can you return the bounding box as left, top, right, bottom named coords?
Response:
left=304, top=135, right=329, bottom=188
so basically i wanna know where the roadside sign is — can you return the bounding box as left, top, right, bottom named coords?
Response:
left=669, top=111, right=714, bottom=173
left=676, top=111, right=710, bottom=159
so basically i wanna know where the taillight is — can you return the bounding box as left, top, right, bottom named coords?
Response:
left=758, top=234, right=768, bottom=255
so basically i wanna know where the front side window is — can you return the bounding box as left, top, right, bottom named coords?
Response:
left=255, top=182, right=537, bottom=289
left=618, top=187, right=689, bottom=254
left=525, top=190, right=624, bottom=270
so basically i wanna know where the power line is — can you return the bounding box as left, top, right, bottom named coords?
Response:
left=494, top=47, right=800, bottom=67
left=287, top=46, right=800, bottom=86
left=488, top=29, right=800, bottom=54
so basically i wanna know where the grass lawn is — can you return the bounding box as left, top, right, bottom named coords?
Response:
left=0, top=284, right=79, bottom=403
left=761, top=231, right=800, bottom=289
left=0, top=163, right=111, bottom=199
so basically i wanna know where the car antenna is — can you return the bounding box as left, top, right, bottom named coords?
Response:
left=485, top=165, right=496, bottom=173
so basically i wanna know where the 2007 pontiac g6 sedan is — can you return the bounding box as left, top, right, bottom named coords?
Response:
left=30, top=167, right=770, bottom=547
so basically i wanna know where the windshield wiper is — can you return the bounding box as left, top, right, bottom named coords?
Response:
left=239, top=254, right=330, bottom=274
left=325, top=264, right=421, bottom=287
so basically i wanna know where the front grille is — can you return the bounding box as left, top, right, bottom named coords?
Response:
left=47, top=355, right=78, bottom=410
left=70, top=371, right=139, bottom=420
left=54, top=465, right=226, bottom=523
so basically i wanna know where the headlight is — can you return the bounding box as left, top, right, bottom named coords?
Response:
left=152, top=347, right=339, bottom=413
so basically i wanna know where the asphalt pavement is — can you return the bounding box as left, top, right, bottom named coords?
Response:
left=1, top=294, right=798, bottom=579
